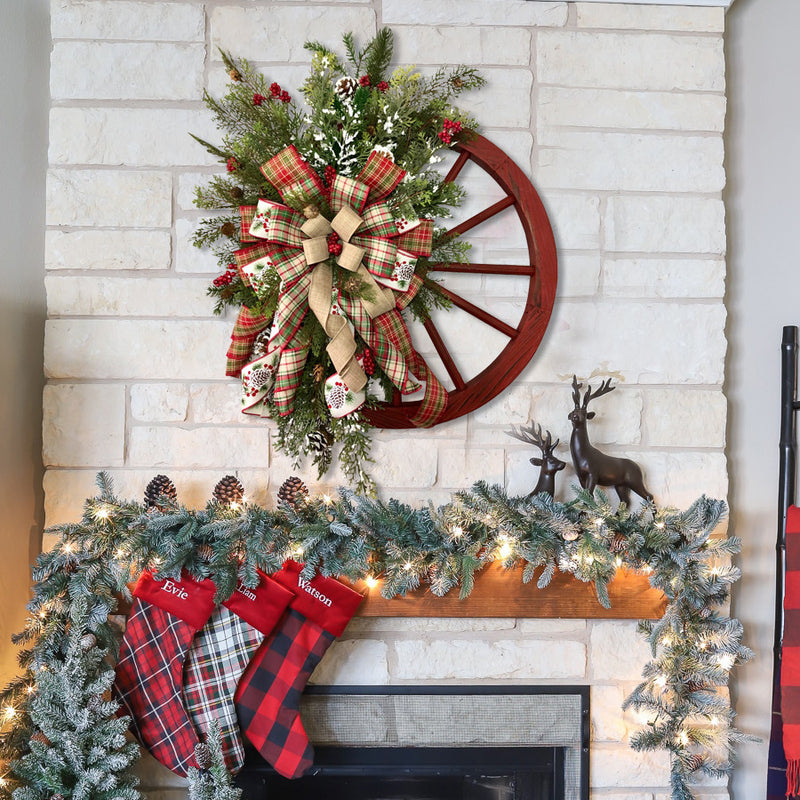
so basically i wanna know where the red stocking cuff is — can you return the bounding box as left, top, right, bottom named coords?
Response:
left=133, top=571, right=217, bottom=630
left=223, top=570, right=294, bottom=635
left=273, top=561, right=363, bottom=636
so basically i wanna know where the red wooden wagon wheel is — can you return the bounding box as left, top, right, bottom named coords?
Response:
left=365, top=133, right=558, bottom=429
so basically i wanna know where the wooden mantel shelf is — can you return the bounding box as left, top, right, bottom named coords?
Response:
left=349, top=563, right=666, bottom=620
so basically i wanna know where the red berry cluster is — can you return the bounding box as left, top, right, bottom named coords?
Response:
left=438, top=118, right=463, bottom=145
left=213, top=263, right=238, bottom=287
left=323, top=165, right=337, bottom=189
left=269, top=82, right=291, bottom=103
left=359, top=75, right=371, bottom=87
left=226, top=157, right=239, bottom=172
left=253, top=93, right=265, bottom=106
left=327, top=233, right=343, bottom=256
left=377, top=80, right=389, bottom=93
left=361, top=348, right=376, bottom=376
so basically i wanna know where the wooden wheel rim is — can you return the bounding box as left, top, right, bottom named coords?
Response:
left=365, top=134, right=558, bottom=429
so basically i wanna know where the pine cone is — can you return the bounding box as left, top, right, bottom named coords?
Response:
left=194, top=742, right=212, bottom=770
left=87, top=694, right=104, bottom=713
left=230, top=186, right=244, bottom=200
left=144, top=475, right=177, bottom=510
left=684, top=754, right=704, bottom=772
left=229, top=68, right=243, bottom=82
left=31, top=731, right=51, bottom=747
left=251, top=327, right=273, bottom=360
left=312, top=363, right=325, bottom=383
left=220, top=221, right=237, bottom=238
left=213, top=475, right=245, bottom=507
left=79, top=633, right=97, bottom=652
left=562, top=528, right=580, bottom=542
left=196, top=544, right=215, bottom=562
left=335, top=76, right=357, bottom=99
left=51, top=794, right=65, bottom=800
left=278, top=476, right=308, bottom=509
left=609, top=533, right=627, bottom=553
left=307, top=429, right=332, bottom=459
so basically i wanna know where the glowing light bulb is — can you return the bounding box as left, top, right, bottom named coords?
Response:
left=322, top=494, right=333, bottom=506
left=614, top=556, right=623, bottom=568
left=25, top=685, right=34, bottom=695
left=641, top=565, right=653, bottom=575
left=451, top=526, right=463, bottom=539
left=293, top=545, right=304, bottom=558
left=655, top=521, right=666, bottom=530
left=63, top=542, right=73, bottom=554
left=710, top=716, right=721, bottom=727
left=662, top=635, right=673, bottom=647
left=229, top=501, right=240, bottom=511
left=365, top=575, right=378, bottom=589
left=403, top=561, right=413, bottom=571
left=717, top=653, right=735, bottom=670
left=676, top=731, right=690, bottom=747
left=95, top=507, right=109, bottom=520
left=115, top=548, right=126, bottom=560
left=0, top=776, right=7, bottom=788
left=593, top=517, right=604, bottom=527
left=498, top=542, right=513, bottom=560
left=3, top=706, right=16, bottom=721
left=654, top=674, right=667, bottom=688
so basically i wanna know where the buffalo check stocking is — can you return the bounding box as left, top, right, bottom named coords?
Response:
left=114, top=571, right=216, bottom=776
left=235, top=561, right=363, bottom=778
left=182, top=571, right=294, bottom=773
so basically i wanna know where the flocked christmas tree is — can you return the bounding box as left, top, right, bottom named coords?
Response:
left=11, top=598, right=140, bottom=800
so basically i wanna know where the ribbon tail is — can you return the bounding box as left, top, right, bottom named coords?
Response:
left=273, top=343, right=310, bottom=416
left=380, top=308, right=448, bottom=428
left=226, top=307, right=271, bottom=378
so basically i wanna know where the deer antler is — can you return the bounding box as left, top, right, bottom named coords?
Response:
left=506, top=423, right=559, bottom=455
left=582, top=377, right=615, bottom=408
left=571, top=375, right=583, bottom=408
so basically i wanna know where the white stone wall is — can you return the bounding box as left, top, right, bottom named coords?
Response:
left=44, top=2, right=729, bottom=798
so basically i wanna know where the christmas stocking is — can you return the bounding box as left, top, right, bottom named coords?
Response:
left=235, top=561, right=363, bottom=778
left=114, top=570, right=216, bottom=776
left=182, top=570, right=294, bottom=773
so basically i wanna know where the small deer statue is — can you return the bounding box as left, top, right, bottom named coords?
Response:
left=507, top=423, right=566, bottom=498
left=568, top=375, right=653, bottom=505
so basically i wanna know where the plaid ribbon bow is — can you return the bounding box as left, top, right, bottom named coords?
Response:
left=228, top=146, right=448, bottom=427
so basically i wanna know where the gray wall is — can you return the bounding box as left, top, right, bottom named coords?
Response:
left=0, top=1, right=48, bottom=681
left=727, top=0, right=800, bottom=796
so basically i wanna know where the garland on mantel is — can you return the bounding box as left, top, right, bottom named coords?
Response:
left=0, top=475, right=752, bottom=800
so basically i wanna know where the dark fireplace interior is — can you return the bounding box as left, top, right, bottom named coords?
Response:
left=237, top=686, right=589, bottom=800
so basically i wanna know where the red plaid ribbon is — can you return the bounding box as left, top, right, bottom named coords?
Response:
left=228, top=146, right=444, bottom=424
left=226, top=307, right=271, bottom=378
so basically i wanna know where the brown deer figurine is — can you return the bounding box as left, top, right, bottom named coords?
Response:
left=507, top=423, right=566, bottom=498
left=568, top=376, right=653, bottom=505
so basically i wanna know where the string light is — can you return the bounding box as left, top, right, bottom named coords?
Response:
left=403, top=561, right=413, bottom=571
left=451, top=526, right=463, bottom=540
left=25, top=685, right=35, bottom=695
left=709, top=716, right=722, bottom=727
left=654, top=674, right=668, bottom=688
left=593, top=517, right=604, bottom=528
left=364, top=575, right=378, bottom=589
left=63, top=542, right=73, bottom=554
left=293, top=545, right=304, bottom=558
left=662, top=635, right=673, bottom=647
left=676, top=731, right=690, bottom=747
left=614, top=556, right=623, bottom=568
left=322, top=494, right=333, bottom=506
left=94, top=506, right=110, bottom=521
left=3, top=706, right=16, bottom=722
left=229, top=501, right=240, bottom=511
left=717, top=653, right=735, bottom=670
left=115, top=548, right=126, bottom=560
left=655, top=521, right=666, bottom=530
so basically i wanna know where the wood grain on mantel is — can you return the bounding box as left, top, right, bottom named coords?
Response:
left=347, top=563, right=667, bottom=620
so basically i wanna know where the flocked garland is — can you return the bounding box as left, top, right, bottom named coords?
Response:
left=192, top=29, right=485, bottom=494
left=1, top=476, right=753, bottom=800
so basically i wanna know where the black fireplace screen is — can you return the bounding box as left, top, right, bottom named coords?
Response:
left=238, top=686, right=589, bottom=800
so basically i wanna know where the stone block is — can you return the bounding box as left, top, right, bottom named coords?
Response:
left=642, top=389, right=726, bottom=449
left=604, top=197, right=726, bottom=255
left=369, top=436, right=438, bottom=488
left=308, top=640, right=389, bottom=685
left=128, top=426, right=270, bottom=469
left=450, top=68, right=532, bottom=129
left=437, top=447, right=505, bottom=488
left=393, top=26, right=531, bottom=66
left=210, top=6, right=376, bottom=62
left=589, top=621, right=652, bottom=681
left=189, top=383, right=259, bottom=425
left=43, top=470, right=103, bottom=527
left=557, top=254, right=601, bottom=298
left=383, top=0, right=567, bottom=27
left=506, top=447, right=544, bottom=498
left=591, top=685, right=628, bottom=742
left=50, top=42, right=204, bottom=100
left=51, top=0, right=205, bottom=41
left=46, top=169, right=172, bottom=228
left=394, top=639, right=585, bottom=680
left=175, top=218, right=224, bottom=274
left=592, top=744, right=671, bottom=788
left=536, top=31, right=724, bottom=92
left=471, top=382, right=534, bottom=426
left=45, top=230, right=172, bottom=271
left=49, top=108, right=216, bottom=167
left=44, top=319, right=231, bottom=380
left=602, top=259, right=726, bottom=299
left=130, top=385, right=189, bottom=423
left=521, top=301, right=727, bottom=386
left=543, top=193, right=601, bottom=251
left=537, top=132, right=725, bottom=193
left=45, top=277, right=211, bottom=318
left=537, top=86, right=726, bottom=133
left=346, top=618, right=516, bottom=634
left=517, top=619, right=587, bottom=635
left=644, top=452, right=728, bottom=508
left=42, top=384, right=125, bottom=467
left=576, top=3, right=725, bottom=33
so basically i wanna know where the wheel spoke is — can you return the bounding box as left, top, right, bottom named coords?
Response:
left=427, top=281, right=517, bottom=338
left=444, top=150, right=470, bottom=184
left=448, top=195, right=515, bottom=237
left=423, top=318, right=466, bottom=391
left=429, top=262, right=535, bottom=276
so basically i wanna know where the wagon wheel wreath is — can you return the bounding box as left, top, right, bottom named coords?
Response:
left=193, top=28, right=558, bottom=492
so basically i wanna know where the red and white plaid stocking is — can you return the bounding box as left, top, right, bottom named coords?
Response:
left=182, top=571, right=294, bottom=773
left=114, top=570, right=216, bottom=776
left=234, top=561, right=363, bottom=778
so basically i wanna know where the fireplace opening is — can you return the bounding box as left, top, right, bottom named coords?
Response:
left=237, top=686, right=589, bottom=800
